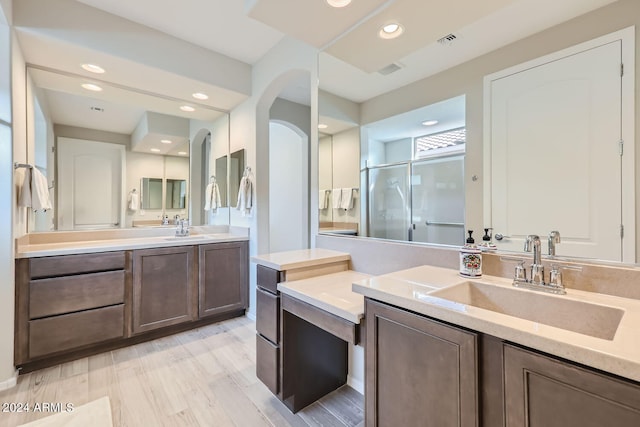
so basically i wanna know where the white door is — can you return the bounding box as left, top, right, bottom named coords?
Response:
left=58, top=137, right=125, bottom=230
left=488, top=40, right=624, bottom=261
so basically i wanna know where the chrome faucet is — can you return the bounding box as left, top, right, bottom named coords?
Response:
left=174, top=214, right=181, bottom=225
left=548, top=230, right=561, bottom=256
left=513, top=234, right=566, bottom=294
left=524, top=235, right=544, bottom=284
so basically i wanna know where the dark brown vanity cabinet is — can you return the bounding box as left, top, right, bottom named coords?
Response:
left=504, top=344, right=640, bottom=427
left=198, top=242, right=248, bottom=318
left=132, top=246, right=196, bottom=334
left=255, top=264, right=284, bottom=396
left=15, top=252, right=128, bottom=365
left=365, top=299, right=479, bottom=427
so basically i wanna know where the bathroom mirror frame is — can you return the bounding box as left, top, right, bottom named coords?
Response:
left=24, top=65, right=232, bottom=232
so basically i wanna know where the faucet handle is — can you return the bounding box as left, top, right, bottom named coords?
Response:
left=549, top=264, right=563, bottom=287
left=514, top=260, right=527, bottom=282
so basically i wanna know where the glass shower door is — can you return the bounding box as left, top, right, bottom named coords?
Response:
left=368, top=164, right=410, bottom=241
left=411, top=155, right=465, bottom=246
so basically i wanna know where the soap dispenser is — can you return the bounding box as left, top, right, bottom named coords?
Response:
left=480, top=228, right=497, bottom=252
left=460, top=230, right=482, bottom=278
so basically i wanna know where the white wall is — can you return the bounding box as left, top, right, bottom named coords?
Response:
left=318, top=135, right=332, bottom=223
left=331, top=127, right=360, bottom=230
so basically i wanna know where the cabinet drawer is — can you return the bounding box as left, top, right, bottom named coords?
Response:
left=30, top=270, right=125, bottom=319
left=30, top=252, right=126, bottom=279
left=29, top=304, right=124, bottom=359
left=256, top=287, right=279, bottom=343
left=256, top=333, right=280, bottom=395
left=257, top=265, right=282, bottom=294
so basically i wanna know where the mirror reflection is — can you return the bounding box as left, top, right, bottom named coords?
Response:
left=26, top=66, right=230, bottom=231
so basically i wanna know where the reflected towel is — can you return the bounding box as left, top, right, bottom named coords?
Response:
left=204, top=182, right=222, bottom=213
left=18, top=167, right=52, bottom=211
left=339, top=188, right=354, bottom=210
left=236, top=175, right=253, bottom=216
left=319, top=190, right=329, bottom=210
left=128, top=192, right=139, bottom=211
left=332, top=188, right=341, bottom=209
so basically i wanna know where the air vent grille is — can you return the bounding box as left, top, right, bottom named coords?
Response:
left=377, top=62, right=403, bottom=76
left=437, top=33, right=457, bottom=46
left=90, top=106, right=104, bottom=112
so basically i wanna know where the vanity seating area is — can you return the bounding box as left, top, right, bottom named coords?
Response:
left=14, top=226, right=249, bottom=372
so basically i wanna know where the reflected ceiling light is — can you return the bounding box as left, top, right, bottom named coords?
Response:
left=150, top=148, right=161, bottom=153
left=326, top=0, right=351, bottom=7
left=81, top=83, right=103, bottom=92
left=192, top=92, right=209, bottom=100
left=81, top=63, right=105, bottom=74
left=178, top=151, right=188, bottom=156
left=180, top=105, right=195, bottom=112
left=421, top=120, right=439, bottom=126
left=379, top=22, right=404, bottom=39
left=161, top=139, right=173, bottom=144
left=318, top=123, right=328, bottom=129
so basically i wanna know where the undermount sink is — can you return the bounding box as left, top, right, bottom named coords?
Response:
left=163, top=235, right=206, bottom=241
left=429, top=281, right=624, bottom=340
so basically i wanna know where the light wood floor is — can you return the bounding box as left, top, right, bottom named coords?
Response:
left=0, top=316, right=364, bottom=427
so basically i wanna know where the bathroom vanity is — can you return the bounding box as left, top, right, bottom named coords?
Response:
left=14, top=227, right=249, bottom=371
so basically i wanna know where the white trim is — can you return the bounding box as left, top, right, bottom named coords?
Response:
left=483, top=26, right=635, bottom=262
left=0, top=370, right=18, bottom=391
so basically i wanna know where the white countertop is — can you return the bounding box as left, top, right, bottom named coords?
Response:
left=278, top=270, right=371, bottom=324
left=251, top=248, right=350, bottom=271
left=16, top=229, right=249, bottom=258
left=352, top=265, right=640, bottom=382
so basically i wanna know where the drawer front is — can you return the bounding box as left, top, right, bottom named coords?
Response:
left=30, top=252, right=126, bottom=279
left=30, top=270, right=125, bottom=319
left=29, top=304, right=124, bottom=359
left=256, top=287, right=279, bottom=343
left=257, top=265, right=282, bottom=295
left=256, top=334, right=280, bottom=395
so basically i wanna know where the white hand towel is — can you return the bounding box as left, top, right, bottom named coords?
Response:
left=236, top=176, right=253, bottom=216
left=128, top=192, right=139, bottom=211
left=18, top=168, right=32, bottom=208
left=204, top=182, right=222, bottom=213
left=332, top=188, right=341, bottom=209
left=339, top=188, right=354, bottom=210
left=319, top=190, right=329, bottom=210
left=30, top=168, right=52, bottom=211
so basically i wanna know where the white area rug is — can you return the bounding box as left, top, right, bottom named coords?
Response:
left=17, top=397, right=112, bottom=427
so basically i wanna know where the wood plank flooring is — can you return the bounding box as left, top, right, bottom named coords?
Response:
left=0, top=316, right=364, bottom=427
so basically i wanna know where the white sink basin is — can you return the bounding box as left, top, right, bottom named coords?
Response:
left=163, top=235, right=206, bottom=241
left=429, top=281, right=624, bottom=340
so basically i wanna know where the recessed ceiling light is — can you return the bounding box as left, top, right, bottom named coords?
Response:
left=379, top=22, right=404, bottom=39
left=318, top=123, right=328, bottom=129
left=161, top=139, right=173, bottom=144
left=150, top=148, right=161, bottom=153
left=81, top=63, right=105, bottom=74
left=178, top=151, right=188, bottom=156
left=326, top=0, right=351, bottom=7
left=192, top=92, right=208, bottom=100
left=422, top=120, right=439, bottom=126
left=81, top=83, right=103, bottom=92
left=180, top=105, right=195, bottom=112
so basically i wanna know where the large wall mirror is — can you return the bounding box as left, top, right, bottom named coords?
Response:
left=317, top=24, right=635, bottom=264
left=26, top=66, right=231, bottom=232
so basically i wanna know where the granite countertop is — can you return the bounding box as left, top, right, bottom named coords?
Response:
left=278, top=270, right=371, bottom=324
left=16, top=226, right=249, bottom=258
left=251, top=248, right=350, bottom=271
left=352, top=265, right=640, bottom=382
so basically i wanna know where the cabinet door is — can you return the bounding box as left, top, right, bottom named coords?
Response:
left=132, top=246, right=196, bottom=334
left=504, top=344, right=640, bottom=427
left=365, top=299, right=478, bottom=427
left=198, top=242, right=248, bottom=318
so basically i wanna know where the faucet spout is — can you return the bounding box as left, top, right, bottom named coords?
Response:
left=524, top=235, right=544, bottom=284
left=548, top=230, right=561, bottom=256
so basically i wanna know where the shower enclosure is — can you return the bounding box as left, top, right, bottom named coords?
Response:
left=367, top=154, right=464, bottom=246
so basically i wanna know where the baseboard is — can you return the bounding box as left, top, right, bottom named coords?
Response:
left=246, top=311, right=256, bottom=321
left=0, top=370, right=18, bottom=391
left=347, top=375, right=364, bottom=395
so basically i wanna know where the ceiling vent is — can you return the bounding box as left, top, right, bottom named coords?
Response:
left=377, top=62, right=403, bottom=76
left=437, top=33, right=458, bottom=46
left=90, top=106, right=104, bottom=112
